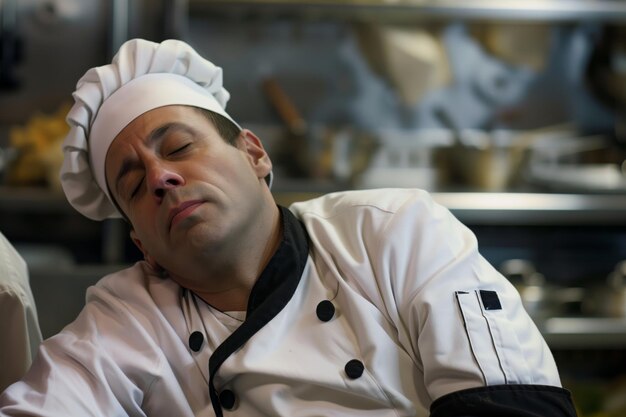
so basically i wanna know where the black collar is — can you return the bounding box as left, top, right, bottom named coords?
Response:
left=208, top=205, right=309, bottom=416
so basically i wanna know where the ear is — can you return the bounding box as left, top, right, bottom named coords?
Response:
left=237, top=129, right=273, bottom=181
left=130, top=229, right=159, bottom=269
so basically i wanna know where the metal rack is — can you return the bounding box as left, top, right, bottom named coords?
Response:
left=431, top=192, right=626, bottom=226
left=2, top=186, right=625, bottom=221
left=273, top=190, right=626, bottom=225
left=542, top=317, right=626, bottom=349
left=189, top=0, right=626, bottom=23
left=3, top=187, right=626, bottom=226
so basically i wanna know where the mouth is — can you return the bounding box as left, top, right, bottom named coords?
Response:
left=168, top=200, right=205, bottom=230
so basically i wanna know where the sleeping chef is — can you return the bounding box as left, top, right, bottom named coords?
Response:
left=0, top=39, right=577, bottom=417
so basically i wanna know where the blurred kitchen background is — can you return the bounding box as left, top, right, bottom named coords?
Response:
left=1, top=0, right=626, bottom=414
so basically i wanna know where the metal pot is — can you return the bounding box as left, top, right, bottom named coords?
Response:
left=583, top=261, right=626, bottom=318
left=499, top=259, right=583, bottom=320
left=500, top=259, right=551, bottom=319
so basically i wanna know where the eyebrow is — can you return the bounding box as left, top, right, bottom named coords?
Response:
left=113, top=122, right=195, bottom=196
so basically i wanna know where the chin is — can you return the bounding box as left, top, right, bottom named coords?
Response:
left=185, top=221, right=230, bottom=252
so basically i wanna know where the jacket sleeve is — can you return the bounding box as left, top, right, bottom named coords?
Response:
left=0, top=232, right=42, bottom=393
left=0, top=287, right=41, bottom=392
left=0, top=282, right=163, bottom=417
left=429, top=384, right=577, bottom=417
left=368, top=190, right=577, bottom=416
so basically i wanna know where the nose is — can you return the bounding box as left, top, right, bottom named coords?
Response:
left=145, top=163, right=184, bottom=203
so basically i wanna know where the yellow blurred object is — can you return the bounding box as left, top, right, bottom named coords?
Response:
left=567, top=375, right=626, bottom=417
left=7, top=103, right=70, bottom=190
left=473, top=23, right=551, bottom=72
left=601, top=376, right=626, bottom=417
left=356, top=23, right=450, bottom=106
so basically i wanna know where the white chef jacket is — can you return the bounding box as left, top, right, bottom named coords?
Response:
left=0, top=232, right=42, bottom=392
left=0, top=189, right=575, bottom=416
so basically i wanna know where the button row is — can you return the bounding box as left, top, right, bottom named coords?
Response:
left=216, top=358, right=366, bottom=411
left=189, top=300, right=338, bottom=352
left=191, top=299, right=365, bottom=413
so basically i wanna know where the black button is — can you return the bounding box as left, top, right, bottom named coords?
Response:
left=188, top=331, right=204, bottom=352
left=344, top=359, right=364, bottom=379
left=316, top=300, right=335, bottom=322
left=219, top=389, right=236, bottom=410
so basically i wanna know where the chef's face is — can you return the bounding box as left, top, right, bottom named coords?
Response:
left=104, top=105, right=272, bottom=271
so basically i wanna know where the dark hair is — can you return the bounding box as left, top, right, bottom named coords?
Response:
left=193, top=107, right=241, bottom=145
left=197, top=107, right=273, bottom=188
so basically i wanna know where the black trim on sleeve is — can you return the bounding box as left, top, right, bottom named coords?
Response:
left=207, top=206, right=309, bottom=417
left=430, top=384, right=578, bottom=417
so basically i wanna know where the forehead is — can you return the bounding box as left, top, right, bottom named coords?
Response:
left=106, top=105, right=205, bottom=160
left=112, top=105, right=201, bottom=144
left=103, top=105, right=217, bottom=189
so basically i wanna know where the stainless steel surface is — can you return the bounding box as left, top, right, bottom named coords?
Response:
left=500, top=259, right=549, bottom=319
left=189, top=0, right=626, bottom=22
left=163, top=0, right=189, bottom=39
left=0, top=187, right=125, bottom=265
left=0, top=0, right=20, bottom=90
left=542, top=317, right=626, bottom=348
left=111, top=0, right=130, bottom=56
left=0, top=0, right=109, bottom=124
left=0, top=0, right=18, bottom=33
left=432, top=192, right=626, bottom=225
left=3, top=186, right=626, bottom=224
left=0, top=146, right=16, bottom=178
left=0, top=186, right=71, bottom=211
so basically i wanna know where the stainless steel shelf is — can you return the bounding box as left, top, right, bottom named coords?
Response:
left=3, top=186, right=626, bottom=225
left=542, top=317, right=626, bottom=349
left=189, top=0, right=626, bottom=23
left=0, top=186, right=71, bottom=212
left=275, top=190, right=626, bottom=225
left=432, top=192, right=626, bottom=225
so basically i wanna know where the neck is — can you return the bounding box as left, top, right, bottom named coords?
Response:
left=173, top=203, right=283, bottom=312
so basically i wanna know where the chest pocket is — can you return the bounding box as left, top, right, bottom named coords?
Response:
left=455, top=290, right=530, bottom=385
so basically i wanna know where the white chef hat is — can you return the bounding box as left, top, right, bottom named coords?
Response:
left=60, top=38, right=262, bottom=221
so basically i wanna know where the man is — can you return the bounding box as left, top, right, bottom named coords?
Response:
left=0, top=232, right=42, bottom=392
left=0, top=39, right=577, bottom=416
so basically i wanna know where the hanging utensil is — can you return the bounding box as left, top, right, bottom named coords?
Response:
left=583, top=261, right=626, bottom=318
left=261, top=77, right=311, bottom=178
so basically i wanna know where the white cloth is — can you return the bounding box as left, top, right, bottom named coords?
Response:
left=60, top=38, right=238, bottom=221
left=0, top=189, right=560, bottom=415
left=0, top=233, right=42, bottom=393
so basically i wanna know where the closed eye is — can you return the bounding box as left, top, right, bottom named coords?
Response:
left=130, top=177, right=144, bottom=198
left=168, top=143, right=191, bottom=156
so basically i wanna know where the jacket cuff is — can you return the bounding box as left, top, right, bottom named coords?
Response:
left=430, top=384, right=578, bottom=417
